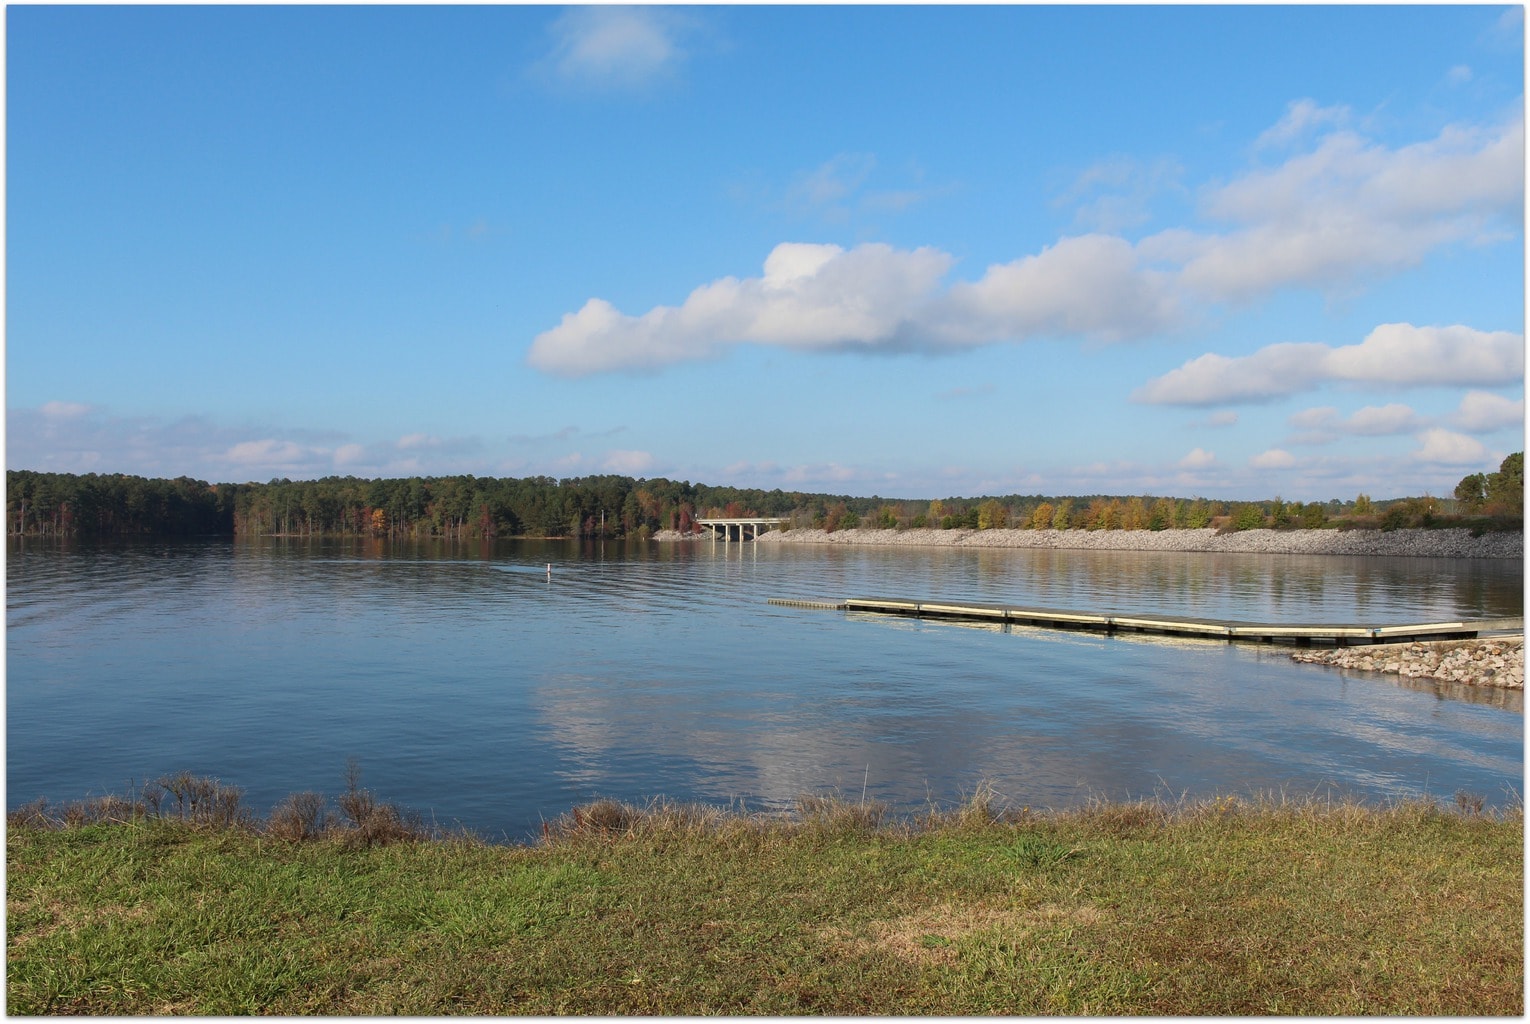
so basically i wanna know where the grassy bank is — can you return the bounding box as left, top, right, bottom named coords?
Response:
left=7, top=787, right=1522, bottom=1015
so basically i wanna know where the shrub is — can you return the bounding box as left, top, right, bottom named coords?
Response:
left=268, top=792, right=331, bottom=843
left=156, top=772, right=250, bottom=828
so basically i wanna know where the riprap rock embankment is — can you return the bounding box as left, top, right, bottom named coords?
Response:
left=1291, top=637, right=1524, bottom=690
left=746, top=526, right=1522, bottom=559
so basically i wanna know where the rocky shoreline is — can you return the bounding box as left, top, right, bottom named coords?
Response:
left=1291, top=637, right=1524, bottom=691
left=658, top=525, right=1522, bottom=558
left=736, top=525, right=1523, bottom=559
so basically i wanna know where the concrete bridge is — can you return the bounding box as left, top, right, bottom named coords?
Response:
left=696, top=517, right=789, bottom=542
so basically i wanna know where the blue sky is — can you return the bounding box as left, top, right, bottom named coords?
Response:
left=7, top=5, right=1524, bottom=502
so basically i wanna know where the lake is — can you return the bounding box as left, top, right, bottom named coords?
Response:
left=7, top=536, right=1523, bottom=840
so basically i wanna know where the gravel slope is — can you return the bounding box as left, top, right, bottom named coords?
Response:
left=738, top=526, right=1523, bottom=559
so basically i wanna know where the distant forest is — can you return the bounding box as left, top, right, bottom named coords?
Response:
left=6, top=454, right=1522, bottom=540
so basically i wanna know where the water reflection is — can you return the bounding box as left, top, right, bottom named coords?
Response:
left=7, top=537, right=1523, bottom=839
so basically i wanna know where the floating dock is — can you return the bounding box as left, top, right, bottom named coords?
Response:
left=768, top=596, right=1523, bottom=647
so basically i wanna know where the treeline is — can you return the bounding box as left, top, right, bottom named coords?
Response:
left=6, top=454, right=1522, bottom=540
left=5, top=470, right=807, bottom=540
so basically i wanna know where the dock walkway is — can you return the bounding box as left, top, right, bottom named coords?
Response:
left=766, top=596, right=1523, bottom=647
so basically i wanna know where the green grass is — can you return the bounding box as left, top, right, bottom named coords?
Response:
left=7, top=792, right=1523, bottom=1015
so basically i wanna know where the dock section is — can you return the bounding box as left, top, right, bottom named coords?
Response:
left=773, top=595, right=1522, bottom=647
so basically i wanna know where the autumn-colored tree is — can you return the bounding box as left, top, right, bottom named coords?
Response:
left=1149, top=497, right=1177, bottom=531
left=1031, top=502, right=1055, bottom=530
left=1084, top=497, right=1118, bottom=530
left=1353, top=494, right=1374, bottom=516
left=1051, top=499, right=1073, bottom=530
left=1122, top=497, right=1149, bottom=531
left=928, top=499, right=946, bottom=523
left=977, top=499, right=1008, bottom=530
left=369, top=508, right=388, bottom=537
left=824, top=501, right=847, bottom=533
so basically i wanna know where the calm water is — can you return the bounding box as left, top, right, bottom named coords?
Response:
left=7, top=537, right=1523, bottom=840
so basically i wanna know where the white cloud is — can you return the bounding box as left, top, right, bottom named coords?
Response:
left=1147, top=113, right=1523, bottom=300
left=600, top=449, right=655, bottom=474
left=1250, top=449, right=1297, bottom=470
left=225, top=439, right=310, bottom=467
left=1252, top=98, right=1351, bottom=151
left=1452, top=390, right=1525, bottom=432
left=528, top=234, right=1192, bottom=375
left=528, top=242, right=956, bottom=374
left=1136, top=323, right=1523, bottom=406
left=334, top=444, right=367, bottom=466
left=1413, top=428, right=1488, bottom=465
left=1179, top=447, right=1217, bottom=469
left=537, top=7, right=689, bottom=90
left=1287, top=403, right=1420, bottom=440
left=937, top=234, right=1183, bottom=344
left=1446, top=65, right=1474, bottom=86
left=1058, top=155, right=1185, bottom=232
left=1288, top=406, right=1340, bottom=431
left=7, top=403, right=503, bottom=482
left=1343, top=403, right=1422, bottom=436
left=531, top=105, right=1521, bottom=378
left=1134, top=342, right=1331, bottom=405
left=40, top=400, right=91, bottom=419
left=1324, top=323, right=1524, bottom=385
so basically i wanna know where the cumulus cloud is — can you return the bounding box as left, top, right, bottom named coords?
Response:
left=1286, top=403, right=1422, bottom=442
left=600, top=449, right=655, bottom=474
left=225, top=439, right=311, bottom=468
left=1249, top=448, right=1297, bottom=470
left=1452, top=390, right=1525, bottom=432
left=536, top=7, right=690, bottom=90
left=1143, top=112, right=1523, bottom=300
left=1342, top=403, right=1423, bottom=436
left=1289, top=406, right=1340, bottom=431
left=1135, top=323, right=1523, bottom=406
left=936, top=234, right=1183, bottom=345
left=1414, top=428, right=1488, bottom=464
left=531, top=103, right=1521, bottom=377
left=1324, top=323, right=1524, bottom=385
left=1179, top=447, right=1217, bottom=469
left=529, top=242, right=958, bottom=374
left=528, top=236, right=1190, bottom=375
